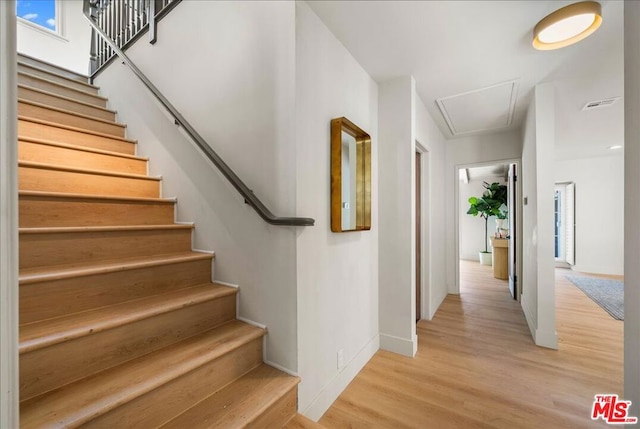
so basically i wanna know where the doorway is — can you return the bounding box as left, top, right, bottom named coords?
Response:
left=554, top=182, right=575, bottom=268
left=416, top=151, right=421, bottom=322
left=455, top=160, right=521, bottom=299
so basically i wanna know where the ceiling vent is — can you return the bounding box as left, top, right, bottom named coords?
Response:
left=582, top=97, right=620, bottom=110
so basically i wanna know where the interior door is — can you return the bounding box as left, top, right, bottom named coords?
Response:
left=508, top=163, right=518, bottom=300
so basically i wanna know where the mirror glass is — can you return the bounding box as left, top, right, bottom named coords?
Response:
left=331, top=117, right=371, bottom=232
left=341, top=131, right=357, bottom=230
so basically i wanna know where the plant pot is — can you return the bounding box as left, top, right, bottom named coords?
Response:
left=479, top=252, right=493, bottom=266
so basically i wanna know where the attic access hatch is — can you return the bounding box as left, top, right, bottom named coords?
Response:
left=437, top=80, right=519, bottom=137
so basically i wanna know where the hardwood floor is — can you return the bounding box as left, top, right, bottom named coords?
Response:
left=320, top=260, right=623, bottom=428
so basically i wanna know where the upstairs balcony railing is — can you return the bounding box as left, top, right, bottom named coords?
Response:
left=84, top=0, right=315, bottom=227
left=88, top=0, right=181, bottom=76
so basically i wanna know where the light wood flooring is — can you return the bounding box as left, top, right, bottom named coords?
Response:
left=320, top=260, right=623, bottom=428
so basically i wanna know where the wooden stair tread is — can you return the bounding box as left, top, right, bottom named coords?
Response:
left=17, top=53, right=90, bottom=82
left=19, top=223, right=193, bottom=235
left=19, top=190, right=174, bottom=203
left=161, top=364, right=300, bottom=429
left=18, top=99, right=124, bottom=127
left=17, top=61, right=97, bottom=89
left=18, top=71, right=108, bottom=100
left=20, top=321, right=265, bottom=428
left=18, top=84, right=117, bottom=114
left=284, top=414, right=326, bottom=429
left=18, top=116, right=137, bottom=144
left=19, top=160, right=160, bottom=181
left=19, top=136, right=147, bottom=161
left=20, top=283, right=237, bottom=352
left=19, top=251, right=212, bottom=285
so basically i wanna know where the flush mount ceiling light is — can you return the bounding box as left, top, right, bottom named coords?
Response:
left=533, top=1, right=602, bottom=50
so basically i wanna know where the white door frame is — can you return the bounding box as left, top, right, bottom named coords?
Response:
left=415, top=141, right=430, bottom=320
left=0, top=1, right=19, bottom=427
left=453, top=158, right=522, bottom=295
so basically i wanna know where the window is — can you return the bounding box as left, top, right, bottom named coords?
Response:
left=16, top=0, right=58, bottom=33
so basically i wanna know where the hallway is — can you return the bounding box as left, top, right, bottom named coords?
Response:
left=320, top=260, right=623, bottom=428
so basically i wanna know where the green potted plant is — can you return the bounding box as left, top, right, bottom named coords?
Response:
left=466, top=181, right=508, bottom=265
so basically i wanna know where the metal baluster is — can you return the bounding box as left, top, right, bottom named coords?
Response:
left=149, top=0, right=156, bottom=44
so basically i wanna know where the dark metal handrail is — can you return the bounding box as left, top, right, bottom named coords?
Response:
left=83, top=1, right=314, bottom=226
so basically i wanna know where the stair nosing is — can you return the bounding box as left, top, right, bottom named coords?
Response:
left=18, top=84, right=117, bottom=114
left=19, top=160, right=160, bottom=181
left=19, top=284, right=239, bottom=353
left=18, top=99, right=125, bottom=128
left=19, top=136, right=148, bottom=161
left=17, top=61, right=97, bottom=90
left=19, top=321, right=265, bottom=427
left=18, top=116, right=137, bottom=144
left=19, top=251, right=214, bottom=285
left=19, top=190, right=175, bottom=203
left=18, top=71, right=108, bottom=101
left=19, top=224, right=193, bottom=235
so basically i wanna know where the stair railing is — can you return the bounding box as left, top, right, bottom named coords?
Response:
left=83, top=1, right=315, bottom=227
left=88, top=0, right=181, bottom=76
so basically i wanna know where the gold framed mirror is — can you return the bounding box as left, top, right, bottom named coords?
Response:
left=331, top=117, right=371, bottom=232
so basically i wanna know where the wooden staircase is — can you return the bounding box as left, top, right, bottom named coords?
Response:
left=17, top=54, right=302, bottom=428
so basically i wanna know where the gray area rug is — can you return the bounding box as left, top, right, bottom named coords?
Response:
left=566, top=275, right=624, bottom=320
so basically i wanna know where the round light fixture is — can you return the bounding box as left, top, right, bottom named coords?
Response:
left=533, top=1, right=602, bottom=50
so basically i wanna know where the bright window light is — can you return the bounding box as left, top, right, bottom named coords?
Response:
left=16, top=0, right=57, bottom=32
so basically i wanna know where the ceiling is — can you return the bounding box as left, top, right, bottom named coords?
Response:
left=307, top=0, right=624, bottom=160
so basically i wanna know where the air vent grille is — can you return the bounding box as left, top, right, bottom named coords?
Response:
left=582, top=97, right=620, bottom=110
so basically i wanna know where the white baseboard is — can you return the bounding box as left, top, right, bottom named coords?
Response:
left=535, top=327, right=558, bottom=350
left=520, top=295, right=536, bottom=342
left=302, top=334, right=379, bottom=421
left=379, top=333, right=417, bottom=357
left=572, top=264, right=623, bottom=276
left=213, top=280, right=239, bottom=288
left=520, top=295, right=558, bottom=349
left=236, top=316, right=267, bottom=331
left=428, top=291, right=448, bottom=320
left=264, top=359, right=298, bottom=377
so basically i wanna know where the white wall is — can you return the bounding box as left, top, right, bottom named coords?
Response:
left=415, top=94, right=447, bottom=320
left=17, top=0, right=91, bottom=74
left=555, top=156, right=624, bottom=275
left=520, top=84, right=557, bottom=350
left=624, top=0, right=640, bottom=415
left=294, top=2, right=379, bottom=420
left=95, top=1, right=299, bottom=371
left=445, top=129, right=521, bottom=293
left=459, top=176, right=507, bottom=261
left=378, top=76, right=417, bottom=357
left=0, top=1, right=19, bottom=427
